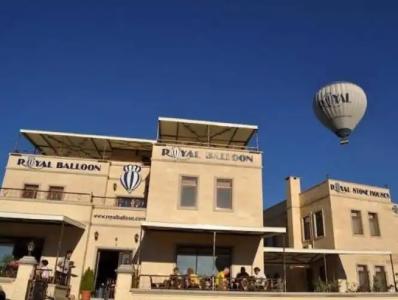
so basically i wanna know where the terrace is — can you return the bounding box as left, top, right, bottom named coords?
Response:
left=0, top=187, right=147, bottom=208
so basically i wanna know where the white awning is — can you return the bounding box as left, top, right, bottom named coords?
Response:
left=21, top=129, right=155, bottom=159
left=141, top=221, right=285, bottom=236
left=0, top=212, right=86, bottom=229
left=157, top=117, right=258, bottom=149
left=264, top=247, right=392, bottom=255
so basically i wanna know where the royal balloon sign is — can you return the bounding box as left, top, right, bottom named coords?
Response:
left=16, top=156, right=102, bottom=172
left=160, top=147, right=254, bottom=163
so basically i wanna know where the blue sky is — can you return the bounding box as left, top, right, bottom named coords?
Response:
left=1, top=0, right=397, bottom=207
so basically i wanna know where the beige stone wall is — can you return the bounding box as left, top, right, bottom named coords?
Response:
left=328, top=180, right=398, bottom=290
left=339, top=255, right=396, bottom=291
left=278, top=178, right=398, bottom=291
left=146, top=145, right=263, bottom=227
left=0, top=153, right=151, bottom=298
left=0, top=278, right=15, bottom=298
left=3, top=154, right=110, bottom=197
left=120, top=290, right=398, bottom=300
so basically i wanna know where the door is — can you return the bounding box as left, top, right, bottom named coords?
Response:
left=94, top=249, right=132, bottom=298
left=357, top=265, right=370, bottom=292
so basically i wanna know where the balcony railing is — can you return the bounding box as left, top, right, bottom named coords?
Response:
left=0, top=188, right=147, bottom=209
left=92, top=196, right=147, bottom=209
left=137, top=274, right=284, bottom=292
left=0, top=188, right=91, bottom=203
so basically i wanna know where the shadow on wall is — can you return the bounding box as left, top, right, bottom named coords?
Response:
left=137, top=230, right=260, bottom=266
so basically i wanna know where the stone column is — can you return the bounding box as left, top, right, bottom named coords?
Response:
left=114, top=264, right=133, bottom=300
left=286, top=176, right=302, bottom=248
left=12, top=256, right=37, bottom=300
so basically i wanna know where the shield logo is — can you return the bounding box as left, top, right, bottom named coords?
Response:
left=120, top=165, right=142, bottom=193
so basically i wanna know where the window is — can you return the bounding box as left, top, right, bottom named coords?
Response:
left=357, top=265, right=370, bottom=292
left=176, top=246, right=231, bottom=276
left=368, top=212, right=381, bottom=236
left=216, top=179, right=232, bottom=210
left=313, top=210, right=325, bottom=238
left=374, top=266, right=388, bottom=291
left=47, top=186, right=64, bottom=200
left=351, top=210, right=363, bottom=235
left=116, top=197, right=146, bottom=208
left=180, top=176, right=198, bottom=208
left=117, top=197, right=133, bottom=207
left=302, top=215, right=312, bottom=241
left=22, top=184, right=39, bottom=199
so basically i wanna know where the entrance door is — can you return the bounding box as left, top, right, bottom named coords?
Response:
left=94, top=250, right=132, bottom=298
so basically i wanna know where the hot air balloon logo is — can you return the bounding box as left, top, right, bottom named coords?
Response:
left=120, top=165, right=142, bottom=193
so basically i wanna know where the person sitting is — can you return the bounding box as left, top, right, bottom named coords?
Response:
left=253, top=267, right=267, bottom=290
left=236, top=266, right=249, bottom=279
left=215, top=267, right=230, bottom=290
left=169, top=267, right=183, bottom=289
left=236, top=267, right=250, bottom=290
left=186, top=268, right=200, bottom=288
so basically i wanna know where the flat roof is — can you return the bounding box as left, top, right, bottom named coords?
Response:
left=142, top=221, right=286, bottom=236
left=157, top=117, right=258, bottom=149
left=264, top=247, right=392, bottom=265
left=21, top=129, right=155, bottom=159
left=264, top=247, right=392, bottom=255
left=0, top=211, right=86, bottom=229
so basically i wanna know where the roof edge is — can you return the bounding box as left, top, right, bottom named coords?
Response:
left=158, top=117, right=258, bottom=130
left=20, top=129, right=156, bottom=144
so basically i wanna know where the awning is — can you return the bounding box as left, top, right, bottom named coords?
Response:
left=0, top=212, right=86, bottom=229
left=141, top=221, right=285, bottom=236
left=157, top=117, right=258, bottom=149
left=264, top=247, right=392, bottom=264
left=21, top=129, right=155, bottom=159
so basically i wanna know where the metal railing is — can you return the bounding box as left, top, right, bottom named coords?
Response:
left=0, top=188, right=147, bottom=209
left=137, top=274, right=284, bottom=292
left=92, top=196, right=147, bottom=208
left=157, top=140, right=260, bottom=153
left=0, top=188, right=92, bottom=203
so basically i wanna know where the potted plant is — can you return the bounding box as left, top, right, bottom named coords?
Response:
left=80, top=268, right=94, bottom=300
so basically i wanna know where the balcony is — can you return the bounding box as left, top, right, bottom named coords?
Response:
left=0, top=188, right=91, bottom=203
left=0, top=188, right=147, bottom=209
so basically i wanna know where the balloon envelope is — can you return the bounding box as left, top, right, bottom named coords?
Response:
left=313, top=82, right=367, bottom=144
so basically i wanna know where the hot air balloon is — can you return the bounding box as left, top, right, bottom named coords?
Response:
left=313, top=82, right=367, bottom=145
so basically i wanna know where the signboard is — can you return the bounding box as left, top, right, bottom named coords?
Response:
left=15, top=155, right=103, bottom=172
left=93, top=214, right=145, bottom=222
left=330, top=182, right=390, bottom=199
left=161, top=146, right=254, bottom=163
